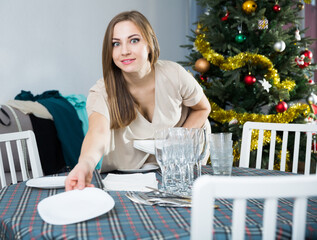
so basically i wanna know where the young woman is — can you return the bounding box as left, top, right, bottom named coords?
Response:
left=65, top=10, right=211, bottom=191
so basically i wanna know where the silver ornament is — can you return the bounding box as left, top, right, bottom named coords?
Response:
left=273, top=40, right=286, bottom=52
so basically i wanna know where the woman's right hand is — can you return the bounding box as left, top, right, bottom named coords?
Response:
left=65, top=112, right=109, bottom=191
left=65, top=161, right=95, bottom=191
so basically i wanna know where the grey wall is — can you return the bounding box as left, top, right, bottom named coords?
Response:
left=0, top=0, right=199, bottom=102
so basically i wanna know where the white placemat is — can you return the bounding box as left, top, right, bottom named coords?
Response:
left=102, top=172, right=158, bottom=192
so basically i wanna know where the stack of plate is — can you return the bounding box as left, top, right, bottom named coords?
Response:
left=133, top=140, right=155, bottom=155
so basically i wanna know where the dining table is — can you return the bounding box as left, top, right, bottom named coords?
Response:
left=0, top=166, right=316, bottom=240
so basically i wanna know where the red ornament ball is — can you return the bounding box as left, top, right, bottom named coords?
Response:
left=273, top=4, right=281, bottom=12
left=302, top=49, right=313, bottom=60
left=244, top=75, right=256, bottom=85
left=275, top=101, right=288, bottom=113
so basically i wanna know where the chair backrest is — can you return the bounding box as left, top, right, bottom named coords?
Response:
left=239, top=121, right=317, bottom=175
left=190, top=175, right=317, bottom=240
left=0, top=130, right=43, bottom=188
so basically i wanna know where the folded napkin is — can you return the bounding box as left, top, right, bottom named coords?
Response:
left=102, top=173, right=158, bottom=192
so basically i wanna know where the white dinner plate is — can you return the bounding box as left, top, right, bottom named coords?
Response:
left=133, top=140, right=155, bottom=155
left=117, top=163, right=159, bottom=173
left=26, top=176, right=67, bottom=189
left=37, top=187, right=115, bottom=225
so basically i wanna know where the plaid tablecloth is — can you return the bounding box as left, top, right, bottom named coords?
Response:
left=0, top=167, right=316, bottom=240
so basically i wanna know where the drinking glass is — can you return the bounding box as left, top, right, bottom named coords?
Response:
left=155, top=127, right=195, bottom=195
left=209, top=133, right=233, bottom=176
left=166, top=127, right=192, bottom=194
left=191, top=127, right=208, bottom=179
left=154, top=128, right=170, bottom=191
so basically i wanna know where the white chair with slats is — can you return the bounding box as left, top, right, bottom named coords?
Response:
left=0, top=130, right=43, bottom=188
left=190, top=175, right=317, bottom=240
left=239, top=121, right=317, bottom=175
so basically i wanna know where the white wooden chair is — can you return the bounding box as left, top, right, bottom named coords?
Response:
left=0, top=130, right=43, bottom=188
left=239, top=121, right=317, bottom=175
left=190, top=175, right=317, bottom=240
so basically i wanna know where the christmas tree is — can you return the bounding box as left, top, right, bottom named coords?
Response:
left=181, top=0, right=317, bottom=171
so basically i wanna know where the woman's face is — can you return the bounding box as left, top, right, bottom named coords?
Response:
left=112, top=20, right=150, bottom=75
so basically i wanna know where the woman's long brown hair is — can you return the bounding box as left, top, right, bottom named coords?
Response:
left=102, top=11, right=160, bottom=129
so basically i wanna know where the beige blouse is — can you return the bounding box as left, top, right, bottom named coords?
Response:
left=86, top=60, right=210, bottom=172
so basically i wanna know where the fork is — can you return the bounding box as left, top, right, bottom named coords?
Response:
left=126, top=192, right=154, bottom=205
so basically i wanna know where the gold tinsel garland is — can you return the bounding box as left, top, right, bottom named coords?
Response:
left=209, top=101, right=310, bottom=125
left=211, top=100, right=311, bottom=161
left=195, top=34, right=296, bottom=92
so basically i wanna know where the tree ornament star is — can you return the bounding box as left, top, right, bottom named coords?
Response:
left=259, top=79, right=272, bottom=92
